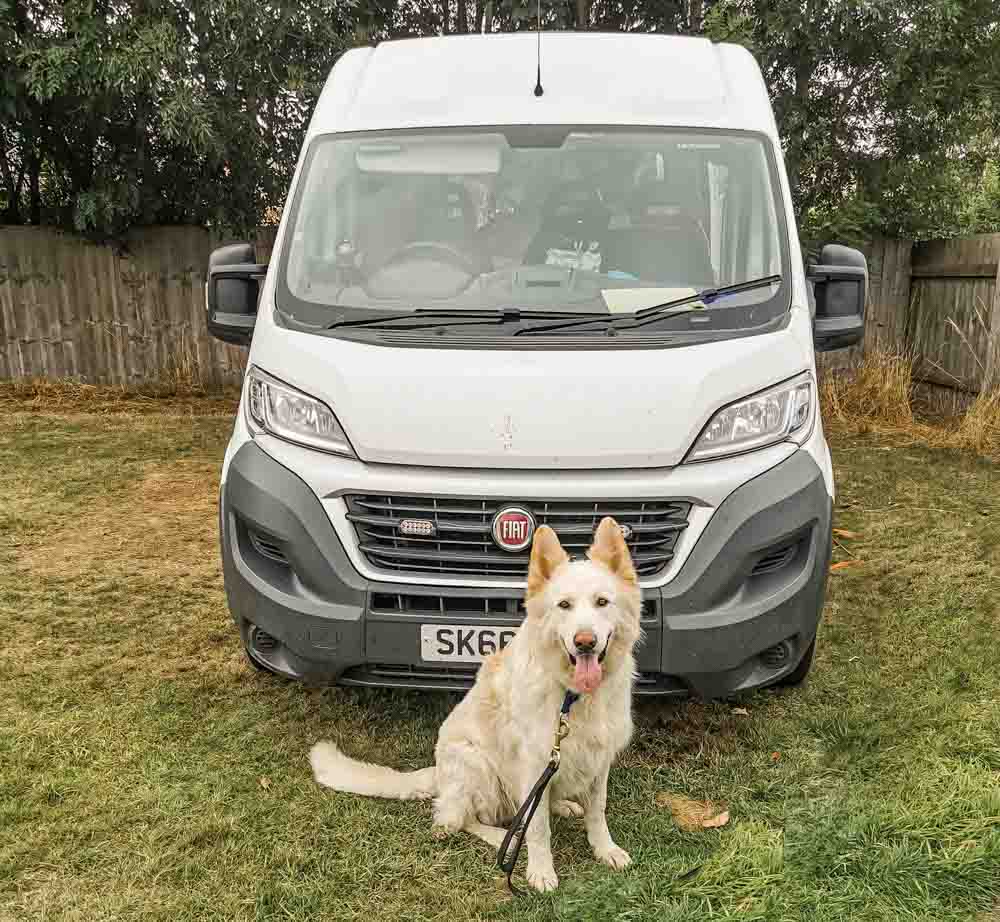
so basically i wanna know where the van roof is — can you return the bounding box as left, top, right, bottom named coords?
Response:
left=309, top=33, right=777, bottom=139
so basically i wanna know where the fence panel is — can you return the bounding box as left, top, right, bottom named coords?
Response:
left=907, top=234, right=1000, bottom=394
left=4, top=225, right=1000, bottom=398
left=0, top=225, right=264, bottom=389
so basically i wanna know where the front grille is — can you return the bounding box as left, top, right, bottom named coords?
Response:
left=341, top=662, right=480, bottom=691
left=371, top=592, right=526, bottom=617
left=340, top=662, right=686, bottom=696
left=370, top=592, right=658, bottom=621
left=345, top=495, right=690, bottom=578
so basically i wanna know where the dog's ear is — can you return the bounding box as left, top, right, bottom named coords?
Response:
left=526, top=525, right=570, bottom=598
left=588, top=517, right=638, bottom=586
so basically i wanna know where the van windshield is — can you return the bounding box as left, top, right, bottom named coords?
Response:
left=277, top=127, right=788, bottom=334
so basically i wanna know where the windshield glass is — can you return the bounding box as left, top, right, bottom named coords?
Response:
left=277, top=127, right=788, bottom=330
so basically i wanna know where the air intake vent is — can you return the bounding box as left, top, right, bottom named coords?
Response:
left=761, top=640, right=791, bottom=669
left=249, top=530, right=289, bottom=565
left=370, top=593, right=524, bottom=617
left=251, top=627, right=278, bottom=654
left=339, top=662, right=686, bottom=695
left=368, top=593, right=659, bottom=623
left=751, top=543, right=797, bottom=576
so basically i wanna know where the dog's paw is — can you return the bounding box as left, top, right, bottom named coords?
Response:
left=431, top=824, right=454, bottom=840
left=596, top=844, right=632, bottom=870
left=526, top=863, right=559, bottom=892
left=552, top=799, right=585, bottom=818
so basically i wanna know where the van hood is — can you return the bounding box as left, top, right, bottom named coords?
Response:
left=251, top=324, right=813, bottom=470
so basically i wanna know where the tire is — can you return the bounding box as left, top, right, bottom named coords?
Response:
left=774, top=639, right=816, bottom=688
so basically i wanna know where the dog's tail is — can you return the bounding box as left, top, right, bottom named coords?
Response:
left=309, top=741, right=437, bottom=800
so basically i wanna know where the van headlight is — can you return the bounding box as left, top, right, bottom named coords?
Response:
left=246, top=367, right=355, bottom=457
left=686, top=373, right=815, bottom=462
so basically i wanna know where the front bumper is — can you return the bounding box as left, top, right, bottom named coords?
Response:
left=220, top=443, right=832, bottom=699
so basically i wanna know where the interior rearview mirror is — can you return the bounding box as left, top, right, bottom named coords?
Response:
left=205, top=243, right=267, bottom=347
left=807, top=244, right=867, bottom=352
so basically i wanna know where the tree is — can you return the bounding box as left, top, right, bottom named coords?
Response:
left=2, top=0, right=998, bottom=241
left=705, top=0, right=1000, bottom=242
left=4, top=0, right=361, bottom=236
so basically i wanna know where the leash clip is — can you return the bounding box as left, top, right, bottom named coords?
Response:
left=550, top=713, right=571, bottom=760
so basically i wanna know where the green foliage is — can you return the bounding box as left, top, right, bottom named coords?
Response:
left=706, top=0, right=1000, bottom=243
left=0, top=0, right=998, bottom=240
left=2, top=0, right=356, bottom=236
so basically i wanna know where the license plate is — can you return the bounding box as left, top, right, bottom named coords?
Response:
left=420, top=624, right=517, bottom=663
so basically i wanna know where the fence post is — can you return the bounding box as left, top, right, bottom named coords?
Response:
left=983, top=258, right=1000, bottom=394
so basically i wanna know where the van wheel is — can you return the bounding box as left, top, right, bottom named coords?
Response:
left=774, top=639, right=815, bottom=688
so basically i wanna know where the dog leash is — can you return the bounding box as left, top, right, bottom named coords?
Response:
left=497, top=689, right=580, bottom=896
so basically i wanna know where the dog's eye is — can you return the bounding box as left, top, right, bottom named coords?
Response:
left=595, top=597, right=609, bottom=607
left=558, top=599, right=572, bottom=610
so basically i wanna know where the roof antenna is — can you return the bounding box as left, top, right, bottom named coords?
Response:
left=533, top=0, right=544, bottom=97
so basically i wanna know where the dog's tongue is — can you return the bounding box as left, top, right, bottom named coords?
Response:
left=574, top=653, right=603, bottom=694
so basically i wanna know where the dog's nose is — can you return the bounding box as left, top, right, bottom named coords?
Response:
left=573, top=630, right=597, bottom=654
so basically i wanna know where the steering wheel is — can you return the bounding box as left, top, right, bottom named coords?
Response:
left=364, top=241, right=482, bottom=300
left=381, top=241, right=480, bottom=276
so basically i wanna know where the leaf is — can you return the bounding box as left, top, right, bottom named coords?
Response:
left=258, top=776, right=272, bottom=790
left=702, top=810, right=730, bottom=829
left=655, top=794, right=729, bottom=831
left=832, top=528, right=862, bottom=539
left=731, top=707, right=750, bottom=716
left=771, top=751, right=781, bottom=762
left=830, top=560, right=863, bottom=572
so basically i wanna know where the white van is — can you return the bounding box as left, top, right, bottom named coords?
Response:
left=207, top=33, right=866, bottom=698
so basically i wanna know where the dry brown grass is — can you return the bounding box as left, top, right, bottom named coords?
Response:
left=0, top=377, right=239, bottom=416
left=820, top=349, right=916, bottom=429
left=17, top=461, right=221, bottom=583
left=820, top=348, right=1000, bottom=458
left=952, top=388, right=1000, bottom=454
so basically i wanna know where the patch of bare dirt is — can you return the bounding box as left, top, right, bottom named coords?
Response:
left=19, top=461, right=221, bottom=583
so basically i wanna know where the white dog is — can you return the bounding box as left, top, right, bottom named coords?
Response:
left=309, top=516, right=641, bottom=891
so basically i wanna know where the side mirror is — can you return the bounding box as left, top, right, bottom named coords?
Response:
left=807, top=244, right=867, bottom=352
left=205, top=243, right=268, bottom=347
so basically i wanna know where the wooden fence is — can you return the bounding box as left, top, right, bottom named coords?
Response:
left=907, top=235, right=1000, bottom=395
left=0, top=225, right=276, bottom=391
left=2, top=225, right=999, bottom=398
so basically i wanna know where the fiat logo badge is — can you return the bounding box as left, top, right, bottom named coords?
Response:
left=491, top=506, right=536, bottom=552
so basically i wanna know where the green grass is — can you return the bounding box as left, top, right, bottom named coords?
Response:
left=2, top=406, right=1000, bottom=921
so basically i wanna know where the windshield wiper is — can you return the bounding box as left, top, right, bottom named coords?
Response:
left=514, top=275, right=783, bottom=337
left=327, top=307, right=593, bottom=331
left=635, top=275, right=782, bottom=318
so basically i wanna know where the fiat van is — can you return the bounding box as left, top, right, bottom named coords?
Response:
left=206, top=33, right=866, bottom=697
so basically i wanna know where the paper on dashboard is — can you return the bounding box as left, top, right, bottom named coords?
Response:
left=600, top=286, right=702, bottom=314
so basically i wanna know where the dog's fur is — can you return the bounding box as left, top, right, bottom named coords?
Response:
left=309, top=517, right=641, bottom=891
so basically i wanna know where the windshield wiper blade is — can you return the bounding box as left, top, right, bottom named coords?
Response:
left=635, top=275, right=782, bottom=318
left=327, top=307, right=593, bottom=331
left=513, top=314, right=614, bottom=336
left=514, top=275, right=784, bottom=337
left=328, top=308, right=518, bottom=330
